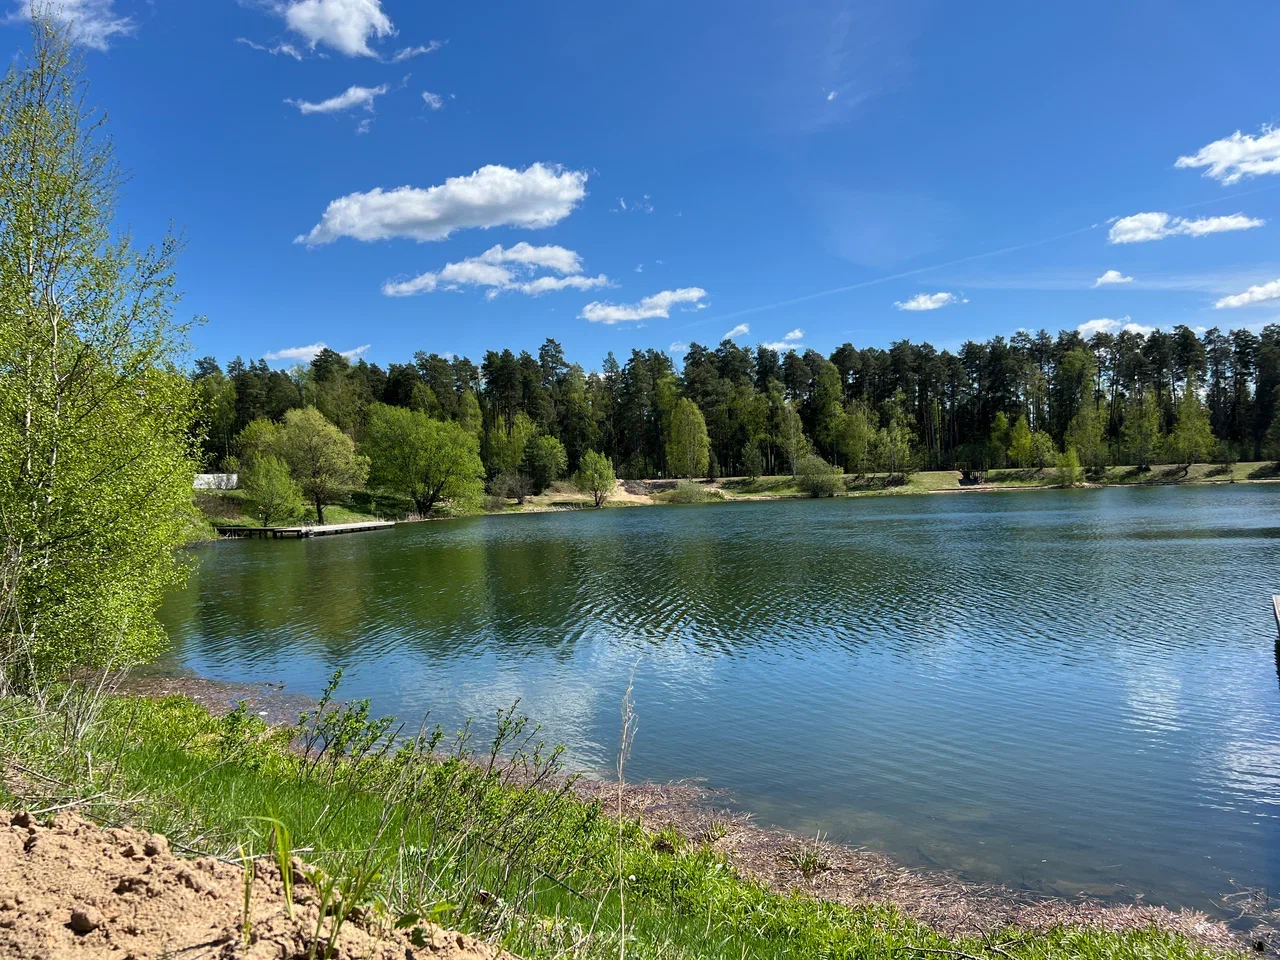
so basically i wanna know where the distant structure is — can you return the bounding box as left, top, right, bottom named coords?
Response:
left=194, top=473, right=238, bottom=490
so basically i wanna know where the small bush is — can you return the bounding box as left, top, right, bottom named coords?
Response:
left=796, top=455, right=843, bottom=497
left=656, top=480, right=724, bottom=504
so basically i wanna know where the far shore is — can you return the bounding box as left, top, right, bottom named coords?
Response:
left=193, top=460, right=1280, bottom=538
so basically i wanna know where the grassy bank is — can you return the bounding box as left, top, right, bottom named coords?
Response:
left=192, top=461, right=1280, bottom=535
left=0, top=685, right=1243, bottom=960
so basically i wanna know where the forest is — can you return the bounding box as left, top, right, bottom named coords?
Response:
left=194, top=322, right=1280, bottom=484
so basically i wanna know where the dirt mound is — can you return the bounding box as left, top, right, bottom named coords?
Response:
left=0, top=809, right=508, bottom=960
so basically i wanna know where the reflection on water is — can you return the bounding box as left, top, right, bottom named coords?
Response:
left=158, top=485, right=1280, bottom=915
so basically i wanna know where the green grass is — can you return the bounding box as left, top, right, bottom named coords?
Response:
left=195, top=487, right=415, bottom=529
left=0, top=687, right=1236, bottom=960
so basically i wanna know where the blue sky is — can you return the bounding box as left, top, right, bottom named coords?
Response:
left=16, top=0, right=1280, bottom=368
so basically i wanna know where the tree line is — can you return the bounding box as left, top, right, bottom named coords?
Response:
left=196, top=322, right=1280, bottom=495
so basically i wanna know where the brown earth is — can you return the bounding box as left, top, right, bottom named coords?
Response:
left=0, top=809, right=510, bottom=960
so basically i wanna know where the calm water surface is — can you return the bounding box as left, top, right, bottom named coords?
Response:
left=158, top=485, right=1280, bottom=915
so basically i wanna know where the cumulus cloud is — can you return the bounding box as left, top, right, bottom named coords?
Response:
left=382, top=242, right=609, bottom=298
left=668, top=342, right=689, bottom=354
left=1176, top=126, right=1280, bottom=185
left=11, top=0, right=133, bottom=50
left=1093, top=269, right=1133, bottom=287
left=265, top=341, right=370, bottom=363
left=421, top=91, right=444, bottom=110
left=281, top=0, right=392, bottom=57
left=894, top=292, right=966, bottom=311
left=298, top=163, right=588, bottom=245
left=723, top=323, right=749, bottom=339
left=1077, top=317, right=1155, bottom=338
left=286, top=83, right=388, bottom=115
left=1214, top=278, right=1280, bottom=309
left=1108, top=211, right=1264, bottom=243
left=761, top=329, right=805, bottom=351
left=580, top=287, right=707, bottom=324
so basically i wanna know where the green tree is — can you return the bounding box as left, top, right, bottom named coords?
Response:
left=1030, top=431, right=1057, bottom=469
left=277, top=407, right=369, bottom=524
left=835, top=403, right=874, bottom=473
left=241, top=455, right=304, bottom=527
left=666, top=397, right=711, bottom=479
left=1167, top=377, right=1216, bottom=467
left=1057, top=447, right=1083, bottom=487
left=0, top=23, right=199, bottom=687
left=988, top=412, right=1011, bottom=469
left=742, top=444, right=763, bottom=480
left=1065, top=404, right=1108, bottom=473
left=484, top=410, right=536, bottom=476
left=362, top=403, right=483, bottom=516
left=522, top=434, right=568, bottom=494
left=796, top=454, right=843, bottom=497
left=778, top=401, right=810, bottom=476
left=574, top=450, right=616, bottom=508
left=232, top=418, right=281, bottom=472
left=1121, top=392, right=1161, bottom=471
left=1007, top=413, right=1033, bottom=467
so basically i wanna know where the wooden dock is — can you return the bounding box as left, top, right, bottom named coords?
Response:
left=216, top=520, right=395, bottom=539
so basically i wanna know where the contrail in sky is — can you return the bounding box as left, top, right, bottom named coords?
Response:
left=685, top=182, right=1280, bottom=329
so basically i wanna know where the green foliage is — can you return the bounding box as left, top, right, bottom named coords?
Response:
left=241, top=455, right=304, bottom=527
left=1065, top=404, right=1108, bottom=473
left=835, top=403, right=874, bottom=473
left=1007, top=414, right=1034, bottom=467
left=484, top=411, right=537, bottom=477
left=796, top=455, right=843, bottom=497
left=277, top=407, right=370, bottom=524
left=1167, top=378, right=1216, bottom=467
left=666, top=397, right=711, bottom=479
left=0, top=23, right=199, bottom=688
left=656, top=480, right=723, bottom=504
left=988, top=412, right=1011, bottom=469
left=491, top=470, right=533, bottom=505
left=1030, top=430, right=1058, bottom=469
left=362, top=403, right=484, bottom=516
left=574, top=450, right=616, bottom=508
left=233, top=418, right=282, bottom=471
left=778, top=402, right=810, bottom=476
left=741, top=444, right=763, bottom=480
left=1057, top=447, right=1083, bottom=487
left=522, top=434, right=568, bottom=494
left=1121, top=392, right=1161, bottom=471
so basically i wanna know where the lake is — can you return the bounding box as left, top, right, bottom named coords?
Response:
left=158, top=485, right=1280, bottom=916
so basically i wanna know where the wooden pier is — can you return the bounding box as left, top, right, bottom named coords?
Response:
left=216, top=520, right=395, bottom=539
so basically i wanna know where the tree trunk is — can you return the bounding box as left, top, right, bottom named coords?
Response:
left=315, top=499, right=325, bottom=525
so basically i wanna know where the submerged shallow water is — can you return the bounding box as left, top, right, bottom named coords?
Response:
left=158, top=485, right=1280, bottom=914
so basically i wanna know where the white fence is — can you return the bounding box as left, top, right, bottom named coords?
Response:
left=194, top=473, right=238, bottom=490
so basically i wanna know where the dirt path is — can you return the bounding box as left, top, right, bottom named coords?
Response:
left=0, top=809, right=510, bottom=959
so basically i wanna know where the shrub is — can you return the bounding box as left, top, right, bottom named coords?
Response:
left=657, top=481, right=724, bottom=504
left=797, top=455, right=843, bottom=497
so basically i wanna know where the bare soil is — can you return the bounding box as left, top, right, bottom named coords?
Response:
left=0, top=809, right=510, bottom=960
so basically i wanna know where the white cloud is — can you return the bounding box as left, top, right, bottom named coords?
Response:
left=287, top=83, right=388, bottom=115
left=782, top=328, right=803, bottom=341
left=1108, top=211, right=1264, bottom=243
left=580, top=287, right=707, bottom=324
left=1077, top=317, right=1156, bottom=338
left=11, top=0, right=133, bottom=50
left=634, top=264, right=643, bottom=273
left=1175, top=126, right=1280, bottom=185
left=723, top=323, right=750, bottom=339
left=298, top=163, right=588, bottom=245
left=282, top=0, right=392, bottom=57
left=1093, top=269, right=1133, bottom=287
left=761, top=340, right=803, bottom=352
left=1214, top=278, right=1280, bottom=309
left=826, top=90, right=837, bottom=101
left=236, top=37, right=303, bottom=59
left=612, top=194, right=654, bottom=214
left=421, top=90, right=444, bottom=110
left=668, top=342, right=689, bottom=354
left=382, top=242, right=608, bottom=298
left=894, top=291, right=965, bottom=311
left=391, top=41, right=442, bottom=62
left=265, top=341, right=370, bottom=363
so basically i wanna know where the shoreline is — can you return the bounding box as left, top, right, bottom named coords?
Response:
left=120, top=671, right=1275, bottom=955
left=194, top=462, right=1280, bottom=539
